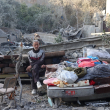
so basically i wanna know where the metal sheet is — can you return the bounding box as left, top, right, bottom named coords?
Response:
left=47, top=86, right=94, bottom=98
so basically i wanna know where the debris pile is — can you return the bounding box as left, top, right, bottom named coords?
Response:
left=43, top=48, right=110, bottom=108
left=51, top=25, right=84, bottom=41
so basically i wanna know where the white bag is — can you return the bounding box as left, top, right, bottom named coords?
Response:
left=57, top=70, right=78, bottom=84
left=87, top=48, right=110, bottom=59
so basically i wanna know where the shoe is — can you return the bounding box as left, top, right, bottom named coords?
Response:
left=37, top=81, right=42, bottom=89
left=31, top=89, right=37, bottom=95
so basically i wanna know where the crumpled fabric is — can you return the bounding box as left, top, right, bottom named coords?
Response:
left=77, top=64, right=110, bottom=81
left=78, top=61, right=95, bottom=68
left=45, top=64, right=66, bottom=78
left=60, top=61, right=78, bottom=68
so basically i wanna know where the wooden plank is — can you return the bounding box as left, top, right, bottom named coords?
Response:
left=4, top=55, right=19, bottom=59
left=91, top=32, right=110, bottom=36
left=9, top=64, right=15, bottom=68
left=0, top=78, right=31, bottom=82
left=0, top=55, right=4, bottom=61
left=22, top=51, right=65, bottom=61
left=45, top=51, right=65, bottom=57
left=95, top=84, right=110, bottom=94
left=0, top=74, right=28, bottom=79
left=0, top=64, right=8, bottom=68
left=93, top=77, right=110, bottom=85
left=2, top=67, right=25, bottom=74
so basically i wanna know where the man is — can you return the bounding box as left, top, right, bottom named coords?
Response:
left=26, top=40, right=45, bottom=95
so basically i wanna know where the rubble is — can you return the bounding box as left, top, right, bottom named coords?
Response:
left=85, top=101, right=109, bottom=107
left=0, top=84, right=110, bottom=110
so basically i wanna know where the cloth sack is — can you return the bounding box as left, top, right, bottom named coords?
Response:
left=74, top=67, right=87, bottom=78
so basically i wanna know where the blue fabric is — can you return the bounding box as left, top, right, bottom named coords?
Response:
left=87, top=56, right=99, bottom=60
left=94, top=62, right=101, bottom=65
left=28, top=72, right=32, bottom=78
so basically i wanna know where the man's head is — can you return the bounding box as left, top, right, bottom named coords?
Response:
left=33, top=40, right=39, bottom=50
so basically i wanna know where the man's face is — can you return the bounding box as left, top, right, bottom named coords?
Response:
left=33, top=42, right=39, bottom=50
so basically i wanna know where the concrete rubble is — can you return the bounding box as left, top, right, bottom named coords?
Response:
left=1, top=27, right=110, bottom=110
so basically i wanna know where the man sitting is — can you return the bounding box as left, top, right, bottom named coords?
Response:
left=26, top=40, right=45, bottom=95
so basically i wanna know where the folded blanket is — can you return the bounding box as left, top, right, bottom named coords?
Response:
left=77, top=64, right=110, bottom=81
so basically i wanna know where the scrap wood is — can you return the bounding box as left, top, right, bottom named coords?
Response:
left=2, top=67, right=25, bottom=74
left=0, top=55, right=19, bottom=60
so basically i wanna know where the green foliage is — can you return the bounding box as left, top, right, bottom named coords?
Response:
left=0, top=0, right=107, bottom=33
left=0, top=0, right=19, bottom=28
left=0, top=1, right=55, bottom=33
left=16, top=3, right=54, bottom=33
left=55, top=33, right=63, bottom=43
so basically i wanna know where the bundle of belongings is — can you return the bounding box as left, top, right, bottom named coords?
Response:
left=43, top=48, right=110, bottom=89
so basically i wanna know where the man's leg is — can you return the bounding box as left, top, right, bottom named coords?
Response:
left=31, top=75, right=37, bottom=95
left=32, top=64, right=40, bottom=83
left=32, top=63, right=42, bottom=89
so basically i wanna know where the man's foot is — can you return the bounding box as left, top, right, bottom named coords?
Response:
left=37, top=81, right=42, bottom=89
left=31, top=89, right=37, bottom=95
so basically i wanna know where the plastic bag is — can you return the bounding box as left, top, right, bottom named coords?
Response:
left=87, top=48, right=110, bottom=59
left=57, top=70, right=78, bottom=84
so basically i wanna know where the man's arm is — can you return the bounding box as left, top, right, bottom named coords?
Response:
left=28, top=52, right=32, bottom=63
left=40, top=51, right=45, bottom=63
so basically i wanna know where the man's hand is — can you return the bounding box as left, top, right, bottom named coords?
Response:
left=26, top=65, right=32, bottom=72
left=41, top=64, right=46, bottom=68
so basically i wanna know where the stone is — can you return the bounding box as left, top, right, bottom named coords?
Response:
left=20, top=102, right=24, bottom=108
left=72, top=52, right=78, bottom=58
left=8, top=100, right=16, bottom=108
left=3, top=107, right=10, bottom=110
left=72, top=107, right=87, bottom=110
left=29, top=108, right=34, bottom=110
left=105, top=108, right=110, bottom=110
left=24, top=105, right=29, bottom=110
left=96, top=107, right=105, bottom=110
left=41, top=104, right=46, bottom=108
left=9, top=109, right=17, bottom=110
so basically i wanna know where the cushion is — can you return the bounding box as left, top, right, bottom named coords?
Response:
left=0, top=88, right=14, bottom=94
left=0, top=83, right=4, bottom=88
